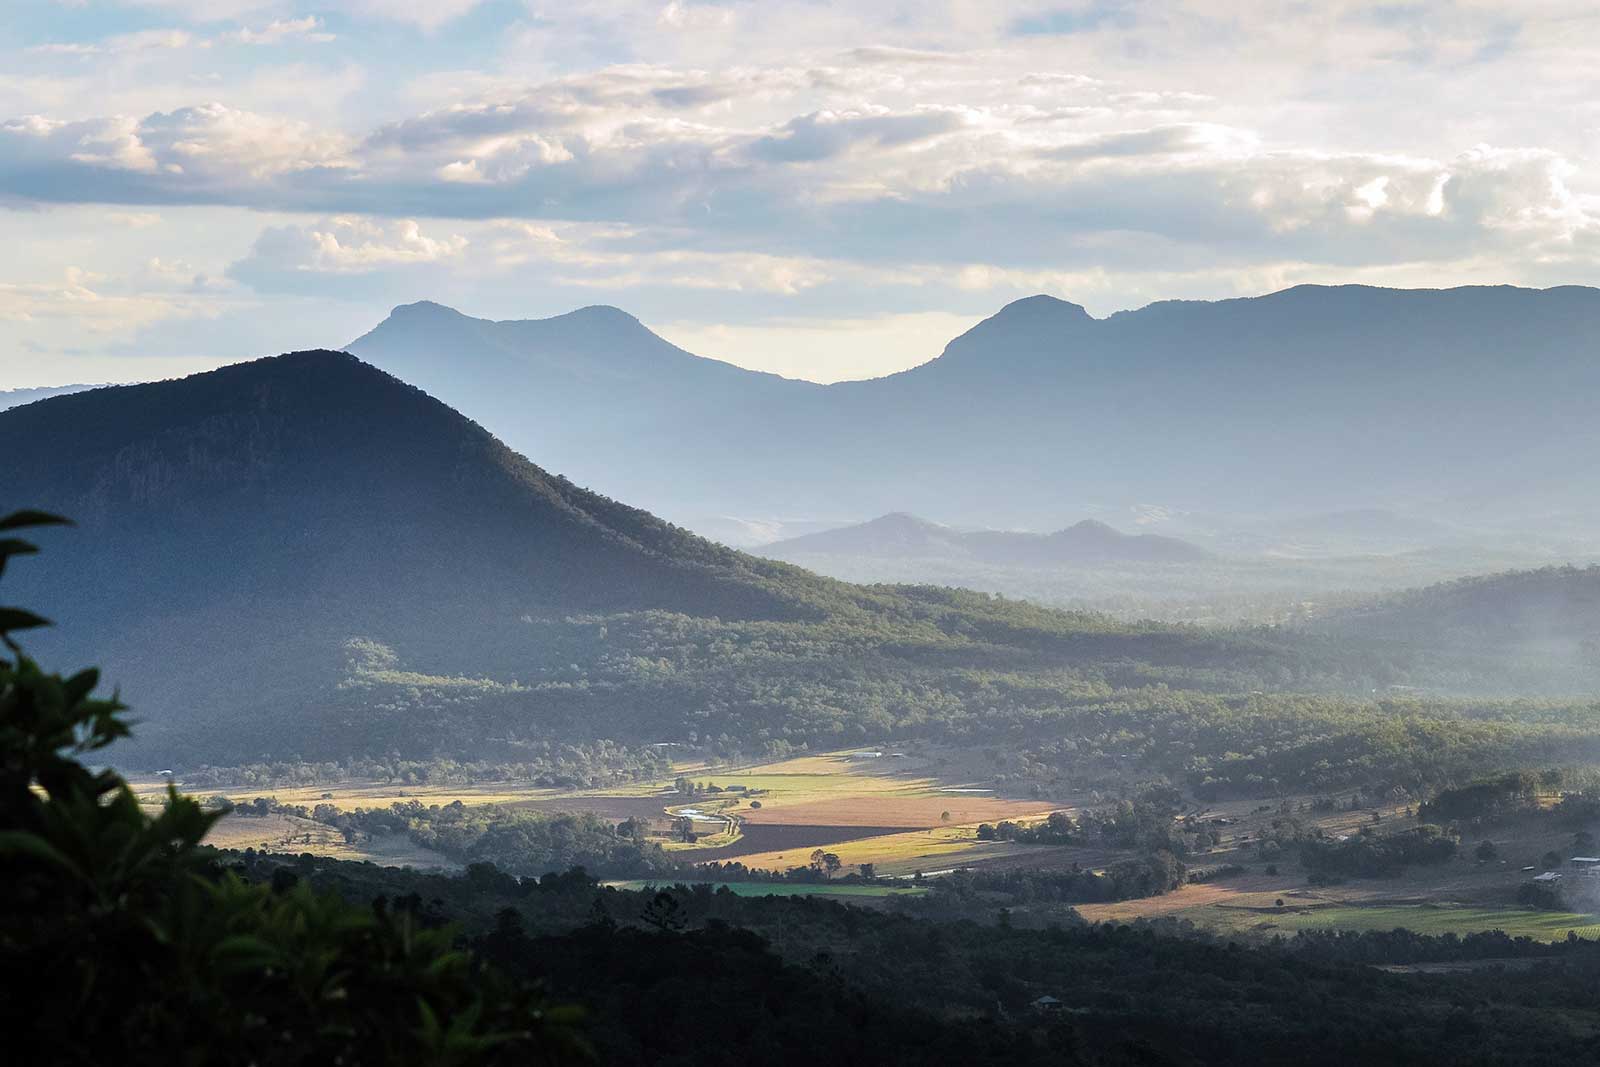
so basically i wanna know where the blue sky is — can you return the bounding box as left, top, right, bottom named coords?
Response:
left=4, top=1, right=1600, bottom=386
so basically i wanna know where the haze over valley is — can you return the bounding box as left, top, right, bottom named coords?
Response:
left=12, top=3, right=1600, bottom=1064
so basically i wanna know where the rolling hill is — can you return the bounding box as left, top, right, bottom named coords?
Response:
left=764, top=513, right=1210, bottom=565
left=346, top=285, right=1600, bottom=543
left=1319, top=566, right=1600, bottom=666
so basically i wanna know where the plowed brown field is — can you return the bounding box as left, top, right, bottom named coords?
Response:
left=742, top=794, right=1057, bottom=828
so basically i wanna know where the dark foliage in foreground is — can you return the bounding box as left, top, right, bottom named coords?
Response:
left=267, top=854, right=1600, bottom=1067
left=0, top=510, right=583, bottom=1066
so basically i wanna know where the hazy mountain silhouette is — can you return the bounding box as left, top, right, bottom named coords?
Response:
left=345, top=300, right=820, bottom=524
left=765, top=513, right=1210, bottom=565
left=345, top=285, right=1600, bottom=540
left=1301, top=565, right=1600, bottom=693
left=1325, top=566, right=1600, bottom=651
left=0, top=383, right=97, bottom=411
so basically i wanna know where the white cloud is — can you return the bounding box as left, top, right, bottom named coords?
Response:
left=109, top=0, right=482, bottom=29
left=30, top=28, right=201, bottom=56
left=228, top=17, right=335, bottom=45
left=233, top=217, right=468, bottom=279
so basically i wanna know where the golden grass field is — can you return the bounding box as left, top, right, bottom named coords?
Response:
left=192, top=810, right=457, bottom=869
left=656, top=751, right=1061, bottom=872
left=719, top=822, right=1042, bottom=877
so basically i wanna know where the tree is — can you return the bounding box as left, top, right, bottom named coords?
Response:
left=1475, top=840, right=1498, bottom=862
left=639, top=891, right=686, bottom=933
left=858, top=862, right=876, bottom=880
left=0, top=509, right=584, bottom=1065
left=823, top=853, right=842, bottom=878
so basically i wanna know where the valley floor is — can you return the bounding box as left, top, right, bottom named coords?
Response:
left=130, top=753, right=1600, bottom=939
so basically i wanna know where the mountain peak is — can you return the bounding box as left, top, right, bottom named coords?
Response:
left=991, top=294, right=1093, bottom=322
left=870, top=511, right=942, bottom=530
left=561, top=304, right=642, bottom=325
left=386, top=299, right=467, bottom=320
left=911, top=294, right=1097, bottom=380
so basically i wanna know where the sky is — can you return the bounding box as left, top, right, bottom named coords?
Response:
left=3, top=1, right=1600, bottom=388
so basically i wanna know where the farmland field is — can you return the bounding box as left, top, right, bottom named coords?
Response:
left=673, top=823, right=910, bottom=861
left=111, top=759, right=1600, bottom=939
left=197, top=811, right=457, bottom=869
left=125, top=749, right=1070, bottom=876
left=605, top=880, right=931, bottom=898
left=1214, top=904, right=1600, bottom=941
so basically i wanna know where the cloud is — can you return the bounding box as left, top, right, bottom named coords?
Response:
left=32, top=18, right=333, bottom=56
left=0, top=264, right=211, bottom=342
left=0, top=104, right=351, bottom=205
left=227, top=17, right=336, bottom=45
left=748, top=108, right=968, bottom=162
left=7, top=67, right=1595, bottom=288
left=228, top=216, right=468, bottom=293
left=1041, top=123, right=1258, bottom=161
left=1010, top=1, right=1140, bottom=36
left=30, top=29, right=201, bottom=56
left=108, top=0, right=482, bottom=30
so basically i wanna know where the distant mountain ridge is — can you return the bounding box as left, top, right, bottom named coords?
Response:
left=1322, top=566, right=1600, bottom=652
left=346, top=284, right=1600, bottom=541
left=764, top=513, right=1210, bottom=565
left=0, top=383, right=98, bottom=411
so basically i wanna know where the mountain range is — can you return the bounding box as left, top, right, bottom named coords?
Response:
left=345, top=285, right=1600, bottom=544
left=2, top=351, right=1294, bottom=766
left=763, top=513, right=1210, bottom=565
left=9, top=348, right=1600, bottom=778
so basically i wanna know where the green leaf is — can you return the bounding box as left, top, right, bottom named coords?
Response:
left=0, top=539, right=37, bottom=578
left=0, top=510, right=72, bottom=532
left=0, top=830, right=85, bottom=880
left=211, top=935, right=282, bottom=973
left=0, top=607, right=52, bottom=633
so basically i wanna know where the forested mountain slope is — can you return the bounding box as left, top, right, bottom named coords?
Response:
left=1318, top=566, right=1600, bottom=673
left=1, top=352, right=1306, bottom=767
